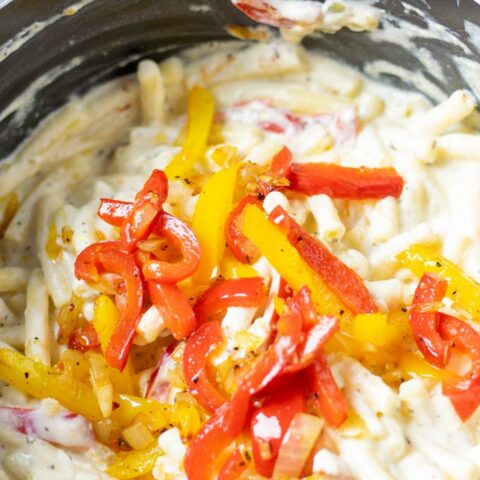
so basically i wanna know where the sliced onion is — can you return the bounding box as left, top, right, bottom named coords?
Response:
left=272, top=413, right=324, bottom=479
left=122, top=421, right=155, bottom=450
left=87, top=351, right=113, bottom=418
left=93, top=418, right=122, bottom=445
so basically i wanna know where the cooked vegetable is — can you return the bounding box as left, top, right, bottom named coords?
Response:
left=251, top=384, right=305, bottom=477
left=121, top=169, right=169, bottom=252
left=184, top=411, right=233, bottom=480
left=194, top=277, right=266, bottom=324
left=183, top=321, right=227, bottom=412
left=258, top=145, right=293, bottom=195
left=184, top=288, right=310, bottom=480
left=107, top=444, right=162, bottom=479
left=98, top=198, right=133, bottom=227
left=87, top=351, right=113, bottom=418
left=93, top=295, right=136, bottom=394
left=68, top=323, right=100, bottom=352
left=272, top=413, right=324, bottom=479
left=225, top=195, right=262, bottom=264
left=122, top=421, right=156, bottom=451
left=289, top=163, right=404, bottom=199
left=141, top=211, right=201, bottom=283
left=75, top=242, right=143, bottom=371
left=220, top=251, right=259, bottom=280
left=307, top=354, right=348, bottom=427
left=269, top=205, right=378, bottom=314
left=148, top=281, right=196, bottom=339
left=165, top=86, right=215, bottom=179
left=218, top=448, right=248, bottom=480
left=440, top=314, right=480, bottom=421
left=398, top=244, right=480, bottom=318
left=0, top=348, right=103, bottom=422
left=352, top=313, right=396, bottom=347
left=192, top=163, right=240, bottom=283
left=399, top=352, right=445, bottom=382
left=241, top=203, right=354, bottom=321
left=440, top=314, right=480, bottom=385
left=410, top=273, right=450, bottom=368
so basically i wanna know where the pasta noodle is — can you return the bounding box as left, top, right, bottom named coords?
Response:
left=24, top=269, right=50, bottom=366
left=138, top=59, right=166, bottom=125
left=0, top=267, right=29, bottom=293
left=416, top=89, right=476, bottom=136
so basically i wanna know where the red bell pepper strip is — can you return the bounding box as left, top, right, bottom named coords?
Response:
left=184, top=405, right=234, bottom=480
left=270, top=146, right=293, bottom=178
left=269, top=206, right=378, bottom=314
left=97, top=198, right=133, bottom=227
left=121, top=169, right=168, bottom=252
left=99, top=251, right=143, bottom=371
left=258, top=146, right=293, bottom=196
left=226, top=195, right=262, bottom=264
left=68, top=324, right=100, bottom=353
left=288, top=163, right=404, bottom=199
left=148, top=281, right=196, bottom=340
left=410, top=273, right=450, bottom=368
left=74, top=240, right=122, bottom=284
left=443, top=384, right=480, bottom=422
left=194, top=277, right=266, bottom=324
left=307, top=354, right=348, bottom=428
left=218, top=448, right=248, bottom=480
left=183, top=321, right=227, bottom=413
left=439, top=314, right=480, bottom=421
left=74, top=241, right=144, bottom=370
left=440, top=314, right=480, bottom=387
left=270, top=278, right=293, bottom=326
left=251, top=383, right=305, bottom=477
left=284, top=316, right=338, bottom=374
left=142, top=212, right=201, bottom=283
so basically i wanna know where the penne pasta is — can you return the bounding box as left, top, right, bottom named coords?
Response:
left=0, top=268, right=29, bottom=293
left=24, top=269, right=50, bottom=366
left=0, top=324, right=24, bottom=350
left=138, top=59, right=166, bottom=125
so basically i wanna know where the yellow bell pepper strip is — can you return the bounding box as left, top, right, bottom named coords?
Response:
left=399, top=352, right=445, bottom=382
left=107, top=444, right=162, bottom=480
left=170, top=401, right=203, bottom=439
left=165, top=86, right=215, bottom=179
left=351, top=313, right=390, bottom=347
left=112, top=394, right=201, bottom=437
left=192, top=163, right=240, bottom=283
left=397, top=244, right=480, bottom=318
left=0, top=349, right=193, bottom=435
left=93, top=295, right=135, bottom=395
left=112, top=394, right=172, bottom=429
left=241, top=204, right=353, bottom=322
left=220, top=250, right=259, bottom=279
left=351, top=312, right=409, bottom=348
left=93, top=294, right=119, bottom=350
left=0, top=348, right=103, bottom=422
